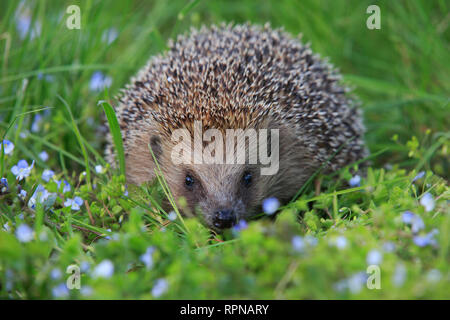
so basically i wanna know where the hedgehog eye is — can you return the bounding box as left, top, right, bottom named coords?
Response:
left=185, top=174, right=195, bottom=188
left=242, top=171, right=252, bottom=187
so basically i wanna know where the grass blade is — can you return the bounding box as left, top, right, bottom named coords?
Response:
left=99, top=100, right=126, bottom=176
left=58, top=95, right=92, bottom=190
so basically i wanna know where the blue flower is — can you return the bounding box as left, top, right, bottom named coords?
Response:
left=52, top=283, right=69, bottom=298
left=39, top=151, right=49, bottom=162
left=80, top=286, right=93, bottom=297
left=349, top=175, right=361, bottom=187
left=412, top=171, right=425, bottom=182
left=15, top=2, right=41, bottom=40
left=0, top=140, right=14, bottom=155
left=28, top=184, right=51, bottom=209
left=347, top=272, right=368, bottom=294
left=92, top=260, right=114, bottom=279
left=11, top=159, right=34, bottom=181
left=292, top=235, right=317, bottom=253
left=64, top=196, right=83, bottom=211
left=420, top=193, right=435, bottom=212
left=19, top=131, right=29, bottom=139
left=232, top=220, right=248, bottom=233
left=401, top=211, right=415, bottom=224
left=413, top=229, right=438, bottom=247
left=41, top=169, right=55, bottom=182
left=16, top=12, right=31, bottom=39
left=50, top=268, right=62, bottom=280
left=304, top=235, right=318, bottom=247
left=0, top=177, right=8, bottom=193
left=15, top=224, right=34, bottom=243
left=331, top=236, right=348, bottom=250
left=95, top=165, right=104, bottom=173
left=31, top=114, right=42, bottom=133
left=103, top=228, right=113, bottom=240
left=37, top=73, right=54, bottom=82
left=140, top=246, right=155, bottom=270
left=19, top=189, right=27, bottom=200
left=151, top=278, right=168, bottom=298
left=412, top=236, right=429, bottom=247
left=56, top=180, right=71, bottom=193
left=80, top=261, right=90, bottom=273
left=333, top=272, right=367, bottom=294
left=3, top=222, right=11, bottom=232
left=411, top=218, right=425, bottom=234
left=262, top=197, right=280, bottom=215
left=366, top=249, right=383, bottom=265
left=90, top=72, right=112, bottom=92
left=402, top=211, right=425, bottom=233
left=167, top=210, right=177, bottom=221
left=292, top=236, right=305, bottom=253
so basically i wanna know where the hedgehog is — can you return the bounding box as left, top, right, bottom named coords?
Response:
left=106, top=23, right=367, bottom=231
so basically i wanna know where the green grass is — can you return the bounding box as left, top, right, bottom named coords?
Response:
left=0, top=0, right=449, bottom=299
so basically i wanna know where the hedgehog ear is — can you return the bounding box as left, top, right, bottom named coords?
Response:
left=149, top=135, right=163, bottom=159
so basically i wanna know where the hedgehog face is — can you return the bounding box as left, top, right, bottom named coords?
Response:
left=122, top=120, right=321, bottom=232
left=122, top=118, right=311, bottom=231
left=174, top=163, right=261, bottom=230
left=144, top=132, right=268, bottom=231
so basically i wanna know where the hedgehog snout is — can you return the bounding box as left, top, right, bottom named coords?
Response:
left=212, top=209, right=237, bottom=229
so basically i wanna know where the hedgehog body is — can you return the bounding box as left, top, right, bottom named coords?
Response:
left=106, top=23, right=367, bottom=230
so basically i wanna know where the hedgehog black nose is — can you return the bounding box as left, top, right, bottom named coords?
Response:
left=213, top=209, right=236, bottom=229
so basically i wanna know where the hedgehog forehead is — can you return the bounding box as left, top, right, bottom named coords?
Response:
left=145, top=77, right=271, bottom=135
left=163, top=108, right=268, bottom=134
left=182, top=163, right=247, bottom=198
